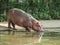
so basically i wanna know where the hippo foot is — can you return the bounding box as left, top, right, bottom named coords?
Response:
left=13, top=28, right=17, bottom=30
left=8, top=27, right=11, bottom=29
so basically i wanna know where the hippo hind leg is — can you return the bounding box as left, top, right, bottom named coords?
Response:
left=11, top=22, right=16, bottom=35
left=8, top=20, right=12, bottom=34
left=8, top=20, right=16, bottom=35
left=8, top=20, right=11, bottom=28
left=11, top=22, right=15, bottom=30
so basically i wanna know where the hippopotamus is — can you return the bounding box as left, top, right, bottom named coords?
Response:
left=7, top=8, right=42, bottom=32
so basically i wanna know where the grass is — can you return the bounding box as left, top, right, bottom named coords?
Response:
left=0, top=30, right=60, bottom=45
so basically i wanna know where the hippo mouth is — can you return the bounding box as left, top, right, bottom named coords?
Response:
left=32, top=28, right=43, bottom=32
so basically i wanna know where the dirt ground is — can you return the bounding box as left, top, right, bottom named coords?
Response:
left=0, top=20, right=60, bottom=28
left=40, top=20, right=60, bottom=28
left=0, top=20, right=60, bottom=32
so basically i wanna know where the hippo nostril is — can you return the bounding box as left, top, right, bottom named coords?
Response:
left=40, top=28, right=44, bottom=32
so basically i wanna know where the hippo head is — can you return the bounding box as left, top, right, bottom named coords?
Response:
left=32, top=21, right=43, bottom=32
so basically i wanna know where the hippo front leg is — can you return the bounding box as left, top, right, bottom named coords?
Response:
left=25, top=27, right=30, bottom=32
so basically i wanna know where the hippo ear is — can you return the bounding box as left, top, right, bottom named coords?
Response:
left=35, top=22, right=39, bottom=25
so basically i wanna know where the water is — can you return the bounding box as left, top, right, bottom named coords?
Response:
left=0, top=26, right=60, bottom=45
left=38, top=32, right=44, bottom=43
left=0, top=30, right=44, bottom=45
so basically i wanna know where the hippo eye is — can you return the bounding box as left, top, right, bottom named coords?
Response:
left=39, top=25, right=40, bottom=27
left=37, top=25, right=40, bottom=27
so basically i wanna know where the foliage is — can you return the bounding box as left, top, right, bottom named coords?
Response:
left=0, top=0, right=60, bottom=22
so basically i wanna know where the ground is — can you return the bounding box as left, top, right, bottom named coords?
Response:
left=0, top=20, right=60, bottom=45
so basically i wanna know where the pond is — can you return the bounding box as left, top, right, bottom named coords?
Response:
left=0, top=26, right=60, bottom=45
